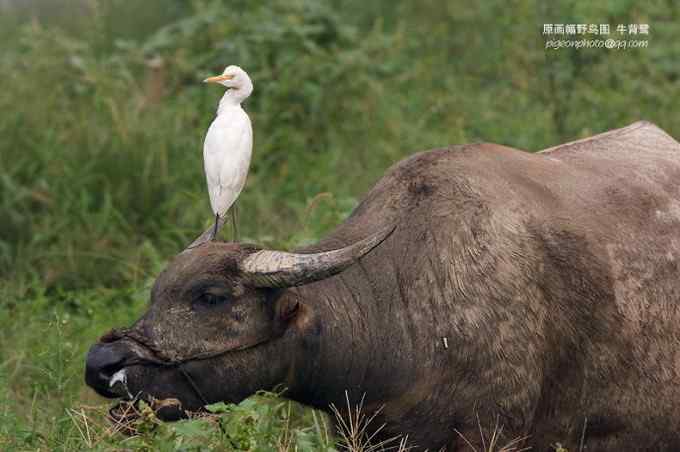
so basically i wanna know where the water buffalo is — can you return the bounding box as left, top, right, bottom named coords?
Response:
left=86, top=121, right=680, bottom=451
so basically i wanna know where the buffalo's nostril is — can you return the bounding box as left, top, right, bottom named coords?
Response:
left=85, top=342, right=128, bottom=398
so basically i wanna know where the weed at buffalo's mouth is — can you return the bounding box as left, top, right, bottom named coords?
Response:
left=69, top=397, right=189, bottom=443
left=68, top=392, right=338, bottom=451
left=106, top=396, right=188, bottom=436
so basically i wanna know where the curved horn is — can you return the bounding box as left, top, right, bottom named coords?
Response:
left=239, top=225, right=396, bottom=288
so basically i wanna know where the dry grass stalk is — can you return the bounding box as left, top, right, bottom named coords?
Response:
left=454, top=413, right=531, bottom=452
left=330, top=390, right=413, bottom=452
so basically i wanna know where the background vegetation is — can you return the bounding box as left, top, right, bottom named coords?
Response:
left=1, top=0, right=679, bottom=450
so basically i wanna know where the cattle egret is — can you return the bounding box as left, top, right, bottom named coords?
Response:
left=202, top=65, right=253, bottom=241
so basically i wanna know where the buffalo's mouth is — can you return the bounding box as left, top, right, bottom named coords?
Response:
left=85, top=335, right=210, bottom=424
left=99, top=364, right=210, bottom=428
left=101, top=365, right=193, bottom=422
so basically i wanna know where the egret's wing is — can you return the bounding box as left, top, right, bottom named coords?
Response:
left=203, top=120, right=226, bottom=189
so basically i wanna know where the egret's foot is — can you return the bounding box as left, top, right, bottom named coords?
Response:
left=182, top=214, right=226, bottom=253
left=210, top=213, right=220, bottom=241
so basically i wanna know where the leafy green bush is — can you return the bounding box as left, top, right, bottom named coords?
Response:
left=0, top=0, right=412, bottom=291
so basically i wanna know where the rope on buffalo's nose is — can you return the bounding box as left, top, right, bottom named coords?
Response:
left=178, top=364, right=210, bottom=407
left=100, top=327, right=276, bottom=408
left=102, top=328, right=209, bottom=407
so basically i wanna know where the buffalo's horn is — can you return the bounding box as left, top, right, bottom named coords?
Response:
left=239, top=225, right=396, bottom=288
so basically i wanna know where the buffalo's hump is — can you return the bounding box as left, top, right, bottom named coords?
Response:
left=293, top=121, right=680, bottom=450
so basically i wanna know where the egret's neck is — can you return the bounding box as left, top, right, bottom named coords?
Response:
left=217, top=92, right=241, bottom=114
left=217, top=85, right=252, bottom=115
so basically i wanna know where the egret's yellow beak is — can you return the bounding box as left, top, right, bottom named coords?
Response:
left=203, top=74, right=234, bottom=83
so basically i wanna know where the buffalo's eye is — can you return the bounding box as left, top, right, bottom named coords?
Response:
left=196, top=292, right=230, bottom=307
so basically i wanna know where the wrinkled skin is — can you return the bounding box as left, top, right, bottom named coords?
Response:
left=86, top=122, right=680, bottom=451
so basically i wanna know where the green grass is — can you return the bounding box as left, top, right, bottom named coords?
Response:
left=1, top=0, right=680, bottom=450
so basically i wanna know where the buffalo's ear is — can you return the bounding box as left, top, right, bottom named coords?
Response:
left=237, top=225, right=395, bottom=288
left=276, top=294, right=300, bottom=322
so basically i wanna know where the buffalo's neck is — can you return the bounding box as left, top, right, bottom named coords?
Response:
left=282, top=260, right=419, bottom=413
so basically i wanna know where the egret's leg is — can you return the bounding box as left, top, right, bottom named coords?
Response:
left=209, top=212, right=220, bottom=241
left=231, top=203, right=239, bottom=242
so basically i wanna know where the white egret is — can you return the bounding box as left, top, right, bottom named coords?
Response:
left=202, top=65, right=253, bottom=242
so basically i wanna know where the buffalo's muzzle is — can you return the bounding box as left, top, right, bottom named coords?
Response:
left=85, top=341, right=132, bottom=398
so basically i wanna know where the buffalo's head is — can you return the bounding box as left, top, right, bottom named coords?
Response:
left=85, top=228, right=391, bottom=419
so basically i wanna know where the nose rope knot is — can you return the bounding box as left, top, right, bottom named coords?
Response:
left=102, top=328, right=178, bottom=364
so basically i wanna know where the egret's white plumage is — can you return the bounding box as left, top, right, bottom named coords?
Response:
left=202, top=65, right=253, bottom=239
